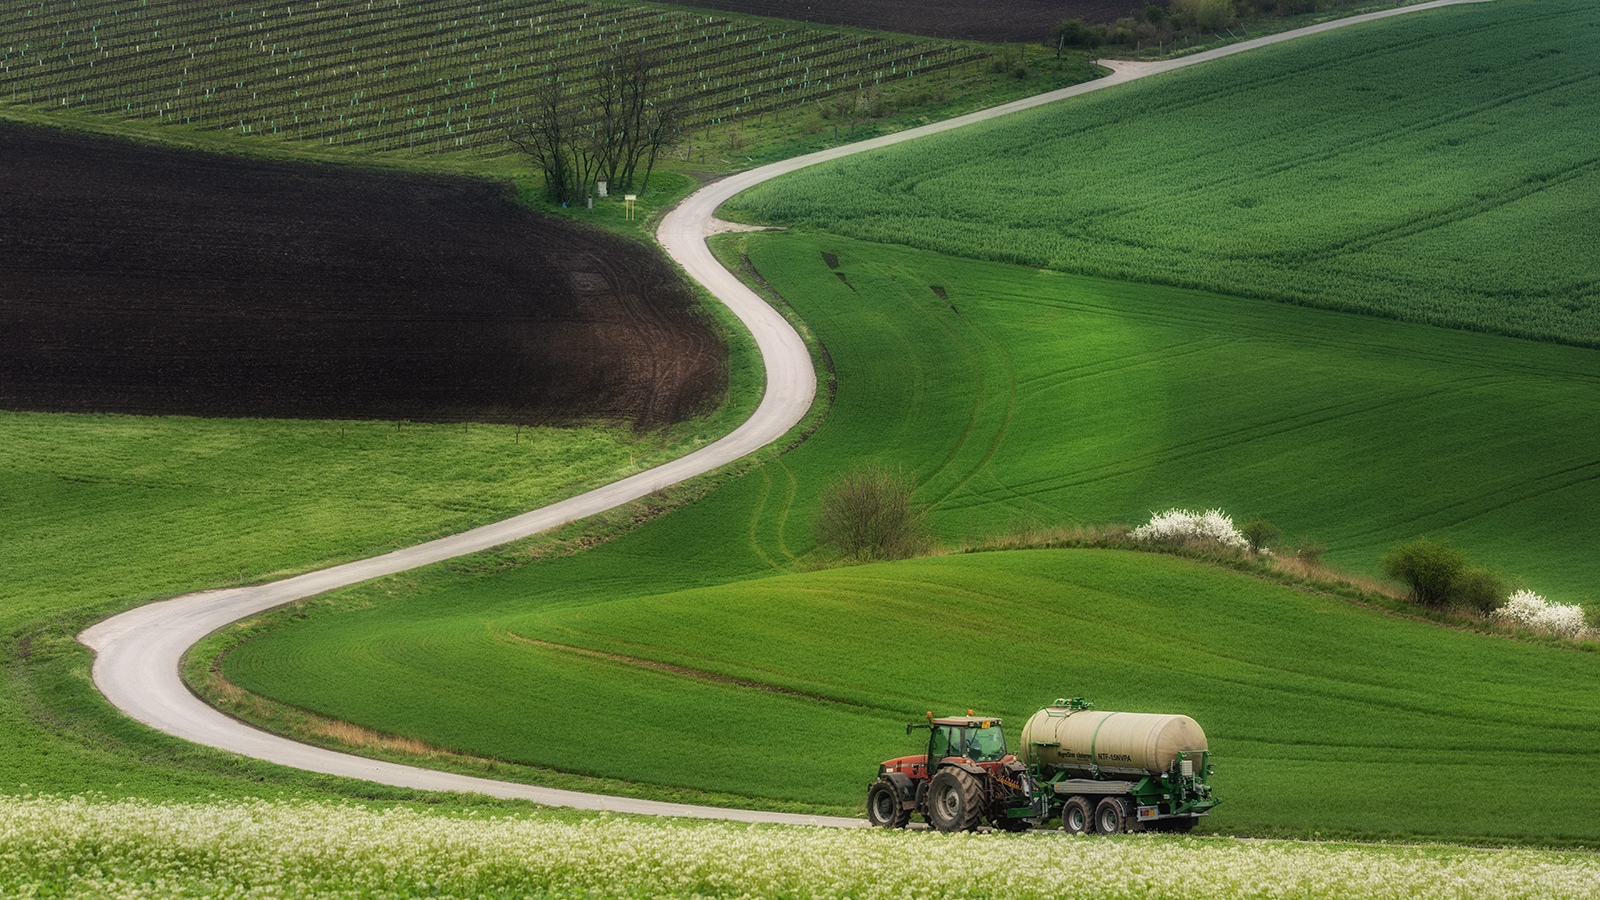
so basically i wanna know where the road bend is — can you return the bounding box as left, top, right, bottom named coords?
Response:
left=81, top=0, right=1491, bottom=827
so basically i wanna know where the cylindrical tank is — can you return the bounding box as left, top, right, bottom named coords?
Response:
left=1019, top=704, right=1208, bottom=778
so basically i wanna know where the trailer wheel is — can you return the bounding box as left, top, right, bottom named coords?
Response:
left=927, top=768, right=984, bottom=833
left=1060, top=796, right=1092, bottom=835
left=1093, top=797, right=1129, bottom=835
left=866, top=779, right=910, bottom=829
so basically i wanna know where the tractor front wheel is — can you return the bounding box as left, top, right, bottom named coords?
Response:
left=866, top=779, right=910, bottom=829
left=1060, top=796, right=1092, bottom=835
left=927, top=768, right=985, bottom=833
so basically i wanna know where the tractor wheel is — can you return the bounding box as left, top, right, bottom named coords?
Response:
left=866, top=779, right=910, bottom=829
left=1060, top=796, right=1093, bottom=835
left=1093, top=797, right=1129, bottom=835
left=927, top=768, right=985, bottom=833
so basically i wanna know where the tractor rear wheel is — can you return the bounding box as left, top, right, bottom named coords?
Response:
left=927, top=768, right=985, bottom=833
left=866, top=779, right=910, bottom=829
left=1094, top=797, right=1129, bottom=835
left=1060, top=796, right=1092, bottom=835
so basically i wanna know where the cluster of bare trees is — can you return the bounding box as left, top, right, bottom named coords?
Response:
left=508, top=45, right=684, bottom=205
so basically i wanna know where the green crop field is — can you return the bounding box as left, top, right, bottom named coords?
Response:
left=220, top=230, right=1600, bottom=843
left=0, top=413, right=701, bottom=618
left=226, top=550, right=1600, bottom=843
left=729, top=0, right=1600, bottom=345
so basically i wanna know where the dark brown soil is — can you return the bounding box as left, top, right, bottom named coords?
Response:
left=649, top=0, right=1145, bottom=41
left=0, top=122, right=724, bottom=430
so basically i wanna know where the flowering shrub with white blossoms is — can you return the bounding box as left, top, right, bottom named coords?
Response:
left=1130, top=508, right=1250, bottom=552
left=5, top=795, right=1599, bottom=899
left=1494, top=590, right=1589, bottom=639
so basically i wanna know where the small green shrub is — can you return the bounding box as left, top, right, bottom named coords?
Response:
left=1455, top=568, right=1508, bottom=615
left=1241, top=518, right=1281, bottom=555
left=814, top=466, right=929, bottom=563
left=1382, top=538, right=1468, bottom=608
left=1381, top=539, right=1510, bottom=612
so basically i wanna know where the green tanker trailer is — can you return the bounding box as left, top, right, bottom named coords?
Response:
left=866, top=698, right=1219, bottom=834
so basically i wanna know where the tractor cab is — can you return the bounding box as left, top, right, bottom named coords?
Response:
left=925, top=715, right=1009, bottom=767
left=876, top=713, right=1011, bottom=783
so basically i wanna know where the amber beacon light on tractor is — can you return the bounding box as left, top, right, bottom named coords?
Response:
left=866, top=698, right=1219, bottom=833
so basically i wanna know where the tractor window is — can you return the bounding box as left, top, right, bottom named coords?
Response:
left=968, top=726, right=1007, bottom=762
left=929, top=726, right=954, bottom=760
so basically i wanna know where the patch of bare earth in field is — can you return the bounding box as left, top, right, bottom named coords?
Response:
left=0, top=122, right=724, bottom=429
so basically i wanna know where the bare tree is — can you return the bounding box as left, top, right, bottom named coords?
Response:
left=507, top=77, right=587, bottom=205
left=635, top=94, right=684, bottom=193
left=508, top=45, right=683, bottom=204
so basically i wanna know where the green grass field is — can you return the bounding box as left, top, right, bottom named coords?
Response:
left=0, top=408, right=774, bottom=798
left=0, top=413, right=700, bottom=622
left=225, top=549, right=1600, bottom=843
left=728, top=0, right=1600, bottom=345
left=221, top=230, right=1600, bottom=843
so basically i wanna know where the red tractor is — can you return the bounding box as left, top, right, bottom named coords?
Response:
left=866, top=711, right=1047, bottom=832
left=867, top=700, right=1220, bottom=834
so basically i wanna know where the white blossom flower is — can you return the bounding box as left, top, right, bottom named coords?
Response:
left=1131, top=508, right=1250, bottom=551
left=1494, top=590, right=1588, bottom=639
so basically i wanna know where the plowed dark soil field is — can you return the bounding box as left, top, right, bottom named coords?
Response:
left=650, top=0, right=1136, bottom=40
left=0, top=123, right=723, bottom=429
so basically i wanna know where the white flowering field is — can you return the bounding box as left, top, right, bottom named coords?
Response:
left=4, top=796, right=1598, bottom=899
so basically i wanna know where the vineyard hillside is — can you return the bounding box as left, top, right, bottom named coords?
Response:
left=0, top=0, right=1034, bottom=157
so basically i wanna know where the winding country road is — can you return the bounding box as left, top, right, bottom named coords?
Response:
left=80, top=0, right=1492, bottom=827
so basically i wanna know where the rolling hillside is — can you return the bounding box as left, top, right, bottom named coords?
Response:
left=729, top=0, right=1600, bottom=345
left=223, top=231, right=1600, bottom=842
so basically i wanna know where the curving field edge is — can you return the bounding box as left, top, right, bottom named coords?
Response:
left=79, top=0, right=1491, bottom=828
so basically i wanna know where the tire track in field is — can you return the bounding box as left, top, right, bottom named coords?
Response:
left=1057, top=5, right=1576, bottom=238
left=896, top=269, right=1019, bottom=513
left=505, top=636, right=886, bottom=710
left=1001, top=376, right=1511, bottom=501
left=1290, top=154, right=1600, bottom=266
left=1334, top=459, right=1600, bottom=544
left=1010, top=285, right=1600, bottom=386
left=81, top=0, right=1497, bottom=825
